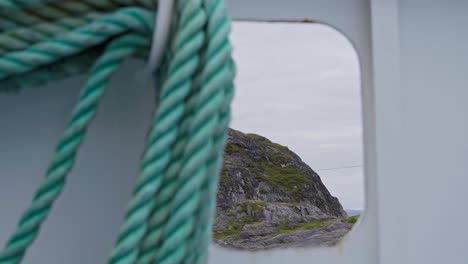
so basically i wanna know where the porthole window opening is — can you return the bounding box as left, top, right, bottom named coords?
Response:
left=212, top=21, right=364, bottom=252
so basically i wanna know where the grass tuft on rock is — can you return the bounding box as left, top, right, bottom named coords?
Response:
left=247, top=133, right=290, bottom=153
left=219, top=167, right=233, bottom=184
left=239, top=200, right=267, bottom=214
left=273, top=219, right=332, bottom=236
left=213, top=216, right=257, bottom=241
left=346, top=215, right=359, bottom=225
left=225, top=142, right=244, bottom=155
left=257, top=162, right=309, bottom=199
left=246, top=134, right=309, bottom=199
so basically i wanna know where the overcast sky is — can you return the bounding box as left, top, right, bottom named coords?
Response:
left=229, top=22, right=364, bottom=210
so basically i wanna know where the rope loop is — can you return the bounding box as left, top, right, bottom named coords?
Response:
left=0, top=0, right=235, bottom=263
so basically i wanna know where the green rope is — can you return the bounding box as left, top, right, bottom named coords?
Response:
left=0, top=0, right=235, bottom=263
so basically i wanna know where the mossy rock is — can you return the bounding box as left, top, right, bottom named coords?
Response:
left=213, top=216, right=258, bottom=241
left=219, top=167, right=234, bottom=184
left=273, top=219, right=333, bottom=236
left=239, top=200, right=267, bottom=214
left=247, top=133, right=290, bottom=153
left=346, top=215, right=360, bottom=225
left=224, top=142, right=244, bottom=155
left=257, top=161, right=309, bottom=199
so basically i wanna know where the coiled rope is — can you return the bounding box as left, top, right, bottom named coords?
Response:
left=0, top=0, right=235, bottom=263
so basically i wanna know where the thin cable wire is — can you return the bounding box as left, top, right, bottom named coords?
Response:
left=316, top=165, right=363, bottom=172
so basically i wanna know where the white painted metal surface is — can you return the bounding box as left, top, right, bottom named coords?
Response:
left=211, top=0, right=377, bottom=263
left=212, top=0, right=468, bottom=263
left=1, top=1, right=468, bottom=263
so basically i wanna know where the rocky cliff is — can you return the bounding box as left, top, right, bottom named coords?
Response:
left=214, top=129, right=352, bottom=249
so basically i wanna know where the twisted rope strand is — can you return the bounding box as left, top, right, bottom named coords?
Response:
left=193, top=63, right=234, bottom=264
left=185, top=1, right=234, bottom=261
left=155, top=61, right=231, bottom=264
left=153, top=5, right=233, bottom=264
left=0, top=12, right=101, bottom=55
left=0, top=0, right=235, bottom=263
left=0, top=0, right=155, bottom=13
left=0, top=7, right=153, bottom=80
left=0, top=33, right=150, bottom=264
left=106, top=1, right=208, bottom=263
left=0, top=1, right=105, bottom=31
left=135, top=2, right=220, bottom=261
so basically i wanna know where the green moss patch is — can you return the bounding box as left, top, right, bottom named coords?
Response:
left=213, top=216, right=257, bottom=241
left=219, top=167, right=233, bottom=184
left=245, top=134, right=308, bottom=198
left=273, top=219, right=332, bottom=236
left=224, top=142, right=244, bottom=155
left=239, top=200, right=267, bottom=214
left=214, top=218, right=333, bottom=242
left=247, top=133, right=290, bottom=153
left=257, top=162, right=309, bottom=199
left=246, top=133, right=262, bottom=140
left=266, top=150, right=293, bottom=164
left=346, top=215, right=359, bottom=225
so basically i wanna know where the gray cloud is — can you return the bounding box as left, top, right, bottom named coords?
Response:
left=230, top=22, right=364, bottom=209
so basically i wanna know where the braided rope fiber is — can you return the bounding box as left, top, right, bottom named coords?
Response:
left=0, top=0, right=235, bottom=263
